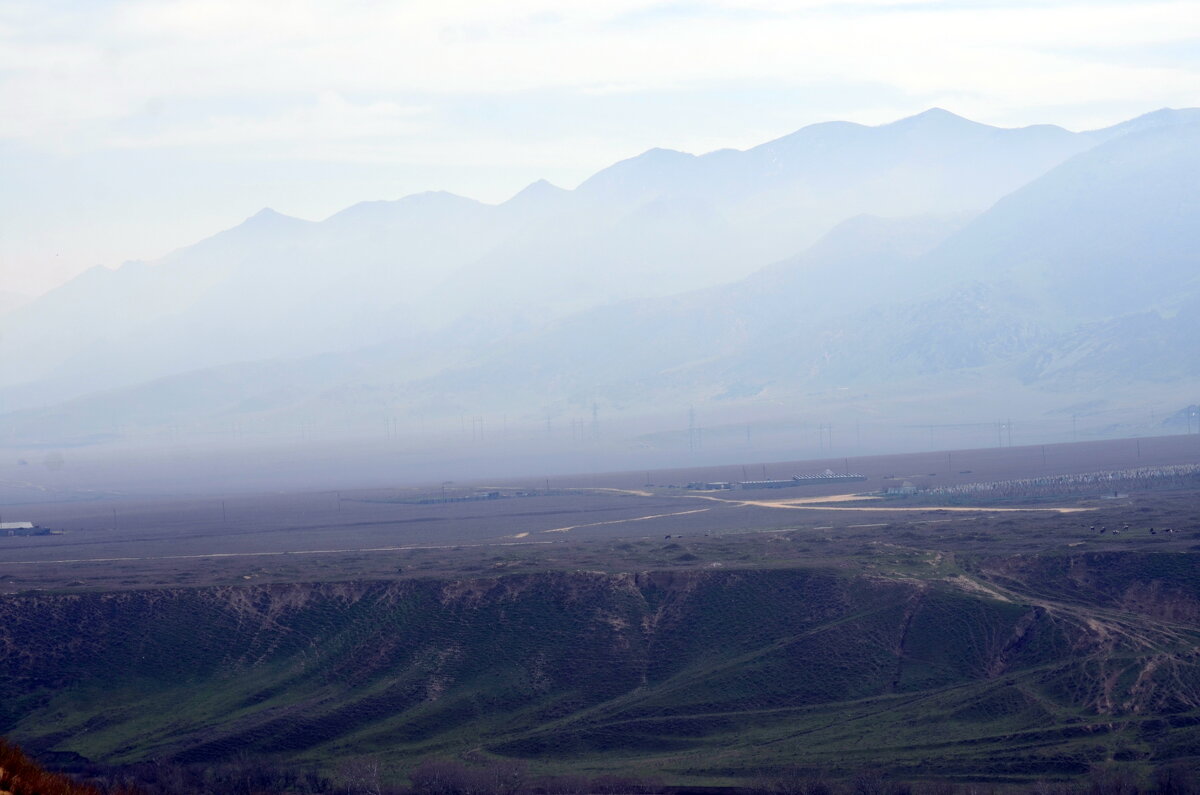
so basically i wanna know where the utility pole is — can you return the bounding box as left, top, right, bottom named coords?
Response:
left=997, top=419, right=1013, bottom=448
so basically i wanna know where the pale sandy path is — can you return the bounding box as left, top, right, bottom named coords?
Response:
left=541, top=507, right=710, bottom=533
left=566, top=486, right=657, bottom=497
left=480, top=486, right=657, bottom=497
left=684, top=493, right=1091, bottom=514
left=0, top=539, right=565, bottom=567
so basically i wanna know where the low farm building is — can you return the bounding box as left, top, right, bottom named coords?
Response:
left=739, top=479, right=802, bottom=490
left=739, top=471, right=867, bottom=490
left=0, top=522, right=59, bottom=537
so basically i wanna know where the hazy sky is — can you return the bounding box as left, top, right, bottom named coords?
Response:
left=3, top=0, right=1198, bottom=295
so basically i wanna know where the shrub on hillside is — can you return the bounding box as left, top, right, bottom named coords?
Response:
left=408, top=758, right=528, bottom=795
left=0, top=738, right=139, bottom=795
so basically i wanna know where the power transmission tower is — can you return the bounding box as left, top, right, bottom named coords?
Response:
left=997, top=419, right=1013, bottom=448
left=818, top=423, right=833, bottom=451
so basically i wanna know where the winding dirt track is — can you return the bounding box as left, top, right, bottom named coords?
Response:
left=574, top=487, right=1088, bottom=514
left=541, top=507, right=711, bottom=533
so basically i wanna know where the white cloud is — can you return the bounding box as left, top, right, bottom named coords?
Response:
left=106, top=93, right=430, bottom=150
left=2, top=0, right=1197, bottom=148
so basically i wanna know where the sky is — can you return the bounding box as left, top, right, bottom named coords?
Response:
left=2, top=0, right=1198, bottom=296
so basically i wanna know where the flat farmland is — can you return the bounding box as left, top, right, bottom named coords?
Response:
left=582, top=432, right=1200, bottom=493
left=1, top=433, right=1198, bottom=592
left=0, top=490, right=774, bottom=557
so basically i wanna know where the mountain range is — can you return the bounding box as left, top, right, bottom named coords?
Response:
left=3, top=108, right=1199, bottom=465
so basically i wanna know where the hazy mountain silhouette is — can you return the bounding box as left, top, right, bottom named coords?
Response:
left=0, top=290, right=31, bottom=317
left=0, top=109, right=1124, bottom=412
left=923, top=120, right=1200, bottom=322
left=310, top=119, right=1200, bottom=423
left=2, top=109, right=1198, bottom=449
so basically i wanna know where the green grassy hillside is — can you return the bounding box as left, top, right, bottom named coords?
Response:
left=3, top=560, right=1200, bottom=786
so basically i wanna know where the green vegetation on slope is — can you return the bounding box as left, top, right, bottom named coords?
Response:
left=3, top=557, right=1200, bottom=786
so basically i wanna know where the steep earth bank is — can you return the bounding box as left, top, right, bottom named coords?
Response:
left=3, top=562, right=1199, bottom=783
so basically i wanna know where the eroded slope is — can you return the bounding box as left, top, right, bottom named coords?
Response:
left=2, top=563, right=1199, bottom=782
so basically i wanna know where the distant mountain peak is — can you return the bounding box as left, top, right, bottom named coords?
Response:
left=171, top=207, right=310, bottom=255
left=527, top=178, right=562, bottom=192
left=886, top=107, right=986, bottom=130
left=639, top=146, right=692, bottom=159
left=752, top=110, right=994, bottom=156
left=503, top=179, right=567, bottom=207
left=913, top=107, right=963, bottom=120
left=1089, top=107, right=1200, bottom=142
left=323, top=190, right=484, bottom=225
left=239, top=207, right=306, bottom=229
left=1123, top=107, right=1200, bottom=125
left=575, top=146, right=697, bottom=196
left=398, top=190, right=477, bottom=205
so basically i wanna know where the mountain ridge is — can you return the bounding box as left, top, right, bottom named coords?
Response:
left=2, top=107, right=1199, bottom=455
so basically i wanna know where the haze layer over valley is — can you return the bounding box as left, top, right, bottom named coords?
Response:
left=3, top=108, right=1200, bottom=495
